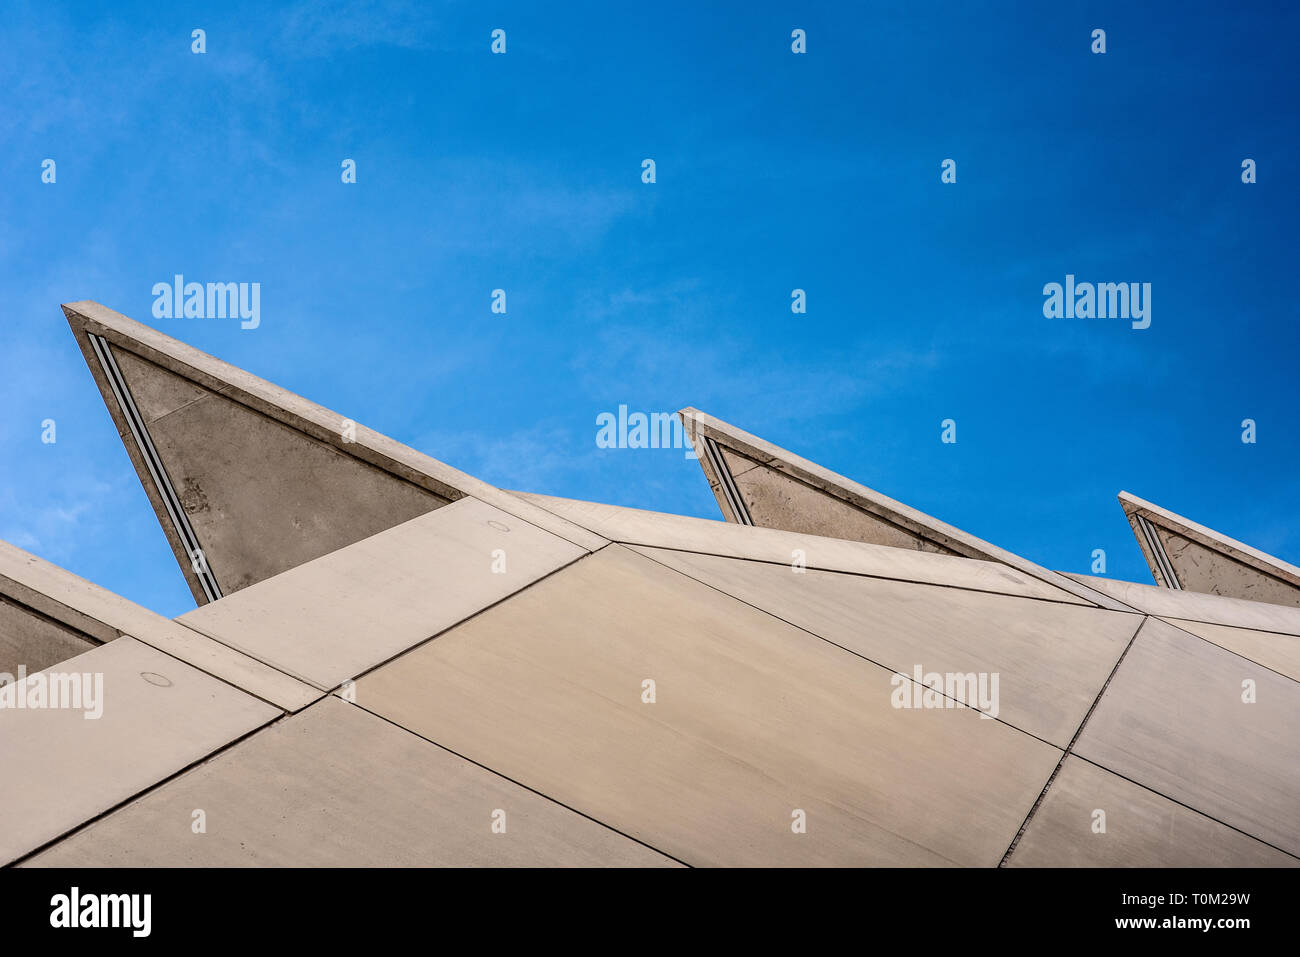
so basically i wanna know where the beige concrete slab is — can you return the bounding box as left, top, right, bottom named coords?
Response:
left=678, top=408, right=1134, bottom=612
left=0, top=538, right=318, bottom=712
left=0, top=595, right=98, bottom=676
left=141, top=618, right=323, bottom=713
left=27, top=697, right=676, bottom=868
left=1007, top=756, right=1296, bottom=867
left=518, top=493, right=1091, bottom=605
left=354, top=545, right=1062, bottom=867
left=179, top=497, right=587, bottom=691
left=631, top=546, right=1140, bottom=747
left=1160, top=617, right=1300, bottom=684
left=0, top=539, right=135, bottom=643
left=0, top=637, right=278, bottom=865
left=1074, top=618, right=1300, bottom=855
left=1068, top=573, right=1300, bottom=636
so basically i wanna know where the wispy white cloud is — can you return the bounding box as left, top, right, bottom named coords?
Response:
left=277, top=0, right=444, bottom=57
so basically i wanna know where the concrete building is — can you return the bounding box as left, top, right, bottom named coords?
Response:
left=1, top=300, right=1296, bottom=867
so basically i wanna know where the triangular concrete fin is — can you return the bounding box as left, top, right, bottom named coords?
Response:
left=678, top=407, right=1134, bottom=611
left=1119, top=491, right=1300, bottom=607
left=64, top=302, right=459, bottom=603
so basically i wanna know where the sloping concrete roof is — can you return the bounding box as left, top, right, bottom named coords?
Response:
left=1, top=302, right=1296, bottom=868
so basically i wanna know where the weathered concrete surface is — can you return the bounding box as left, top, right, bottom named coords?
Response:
left=517, top=492, right=1090, bottom=604
left=1007, top=756, right=1296, bottom=867
left=1158, top=527, right=1300, bottom=607
left=1074, top=618, right=1300, bottom=856
left=112, top=344, right=451, bottom=598
left=631, top=545, right=1140, bottom=748
left=62, top=301, right=606, bottom=603
left=1120, top=491, right=1300, bottom=605
left=0, top=595, right=98, bottom=676
left=354, top=545, right=1062, bottom=867
left=0, top=637, right=279, bottom=865
left=1161, top=617, right=1300, bottom=683
left=1067, top=573, right=1300, bottom=636
left=0, top=537, right=318, bottom=712
left=180, top=498, right=588, bottom=690
left=27, top=697, right=677, bottom=868
left=678, top=408, right=1133, bottom=612
left=725, top=447, right=958, bottom=553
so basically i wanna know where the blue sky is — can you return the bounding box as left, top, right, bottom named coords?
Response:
left=2, top=0, right=1297, bottom=618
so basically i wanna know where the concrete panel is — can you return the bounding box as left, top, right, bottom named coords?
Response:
left=355, top=546, right=1062, bottom=867
left=1007, top=756, right=1295, bottom=867
left=136, top=618, right=323, bottom=713
left=1158, top=527, right=1300, bottom=608
left=0, top=638, right=278, bottom=865
left=0, top=538, right=318, bottom=712
left=1068, top=573, right=1300, bottom=636
left=180, top=497, right=587, bottom=690
left=0, top=539, right=134, bottom=643
left=729, top=451, right=957, bottom=554
left=27, top=697, right=676, bottom=868
left=1074, top=618, right=1300, bottom=855
left=0, top=595, right=98, bottom=676
left=631, top=546, right=1140, bottom=747
left=110, top=347, right=210, bottom=426
left=121, top=347, right=450, bottom=595
left=518, top=493, right=1090, bottom=605
left=1160, top=617, right=1300, bottom=684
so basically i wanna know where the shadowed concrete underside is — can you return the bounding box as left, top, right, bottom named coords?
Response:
left=1120, top=491, right=1300, bottom=608
left=677, top=407, right=1135, bottom=612
left=106, top=345, right=449, bottom=597
left=64, top=302, right=458, bottom=604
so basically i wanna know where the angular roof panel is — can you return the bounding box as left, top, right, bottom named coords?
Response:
left=26, top=697, right=677, bottom=867
left=1074, top=618, right=1300, bottom=857
left=0, top=637, right=279, bottom=865
left=518, top=492, right=1091, bottom=605
left=632, top=544, right=1141, bottom=747
left=354, top=545, right=1063, bottom=866
left=1006, top=755, right=1295, bottom=867
left=178, top=497, right=590, bottom=690
left=0, top=538, right=320, bottom=712
left=1067, top=571, right=1300, bottom=636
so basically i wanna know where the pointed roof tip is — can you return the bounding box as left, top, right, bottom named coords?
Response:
left=1117, top=490, right=1153, bottom=513
left=62, top=299, right=123, bottom=324
left=61, top=300, right=98, bottom=330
